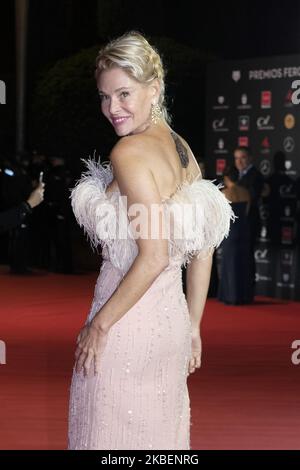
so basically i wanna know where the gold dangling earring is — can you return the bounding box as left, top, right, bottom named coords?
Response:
left=150, top=103, right=162, bottom=124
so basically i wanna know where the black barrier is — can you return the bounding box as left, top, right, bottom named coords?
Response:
left=206, top=55, right=300, bottom=300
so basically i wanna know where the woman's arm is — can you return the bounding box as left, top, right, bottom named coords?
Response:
left=185, top=252, right=213, bottom=375
left=186, top=252, right=213, bottom=332
left=75, top=137, right=170, bottom=375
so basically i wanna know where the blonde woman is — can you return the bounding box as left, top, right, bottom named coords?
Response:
left=68, top=31, right=235, bottom=450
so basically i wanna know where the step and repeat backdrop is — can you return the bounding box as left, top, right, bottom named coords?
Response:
left=206, top=55, right=300, bottom=300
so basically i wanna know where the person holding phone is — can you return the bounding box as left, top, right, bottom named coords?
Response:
left=0, top=168, right=45, bottom=232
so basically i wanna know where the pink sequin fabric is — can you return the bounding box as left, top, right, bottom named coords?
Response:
left=68, top=159, right=235, bottom=450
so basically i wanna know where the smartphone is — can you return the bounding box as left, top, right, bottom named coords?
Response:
left=39, top=171, right=44, bottom=183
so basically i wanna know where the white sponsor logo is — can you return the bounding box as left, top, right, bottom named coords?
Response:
left=212, top=118, right=228, bottom=131
left=284, top=206, right=291, bottom=217
left=255, top=273, right=272, bottom=282
left=285, top=160, right=292, bottom=170
left=256, top=115, right=274, bottom=130
left=255, top=249, right=269, bottom=263
left=283, top=136, right=295, bottom=153
left=232, top=70, right=241, bottom=82
left=237, top=93, right=251, bottom=109
left=213, top=96, right=229, bottom=110
left=241, top=94, right=247, bottom=105
left=0, top=80, right=6, bottom=104
left=277, top=281, right=294, bottom=288
left=260, top=226, right=267, bottom=239
left=259, top=160, right=271, bottom=176
left=218, top=138, right=224, bottom=149
left=214, top=138, right=228, bottom=154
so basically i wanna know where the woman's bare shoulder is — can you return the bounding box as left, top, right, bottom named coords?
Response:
left=110, top=134, right=156, bottom=164
left=109, top=135, right=159, bottom=192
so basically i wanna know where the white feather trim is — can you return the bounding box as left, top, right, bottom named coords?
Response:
left=71, top=158, right=236, bottom=272
left=70, top=157, right=138, bottom=274
left=163, top=177, right=237, bottom=266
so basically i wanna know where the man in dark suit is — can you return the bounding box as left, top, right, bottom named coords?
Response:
left=233, top=146, right=264, bottom=300
left=234, top=146, right=264, bottom=243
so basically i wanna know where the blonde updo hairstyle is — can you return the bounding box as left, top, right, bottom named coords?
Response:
left=95, top=31, right=171, bottom=124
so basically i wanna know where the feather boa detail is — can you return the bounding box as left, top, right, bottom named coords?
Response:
left=71, top=158, right=236, bottom=272
left=70, top=158, right=138, bottom=274
left=162, top=177, right=237, bottom=266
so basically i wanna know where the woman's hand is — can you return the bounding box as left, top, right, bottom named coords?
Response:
left=188, top=330, right=202, bottom=375
left=75, top=322, right=108, bottom=376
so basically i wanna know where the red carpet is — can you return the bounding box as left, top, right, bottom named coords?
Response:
left=0, top=265, right=300, bottom=450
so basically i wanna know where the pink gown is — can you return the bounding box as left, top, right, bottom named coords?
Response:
left=68, top=159, right=234, bottom=450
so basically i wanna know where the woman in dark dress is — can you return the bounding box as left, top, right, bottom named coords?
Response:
left=217, top=165, right=254, bottom=305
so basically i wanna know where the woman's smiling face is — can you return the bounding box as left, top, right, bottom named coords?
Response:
left=97, top=67, right=158, bottom=136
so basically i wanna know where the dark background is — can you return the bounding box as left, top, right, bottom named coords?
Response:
left=2, top=0, right=300, bottom=158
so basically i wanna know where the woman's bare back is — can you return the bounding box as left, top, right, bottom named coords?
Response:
left=107, top=126, right=201, bottom=201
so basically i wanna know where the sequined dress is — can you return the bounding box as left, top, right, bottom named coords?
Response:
left=68, top=159, right=235, bottom=450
